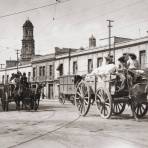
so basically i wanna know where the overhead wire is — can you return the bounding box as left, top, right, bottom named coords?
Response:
left=0, top=0, right=148, bottom=51
left=52, top=0, right=148, bottom=43
left=66, top=0, right=147, bottom=27
left=44, top=0, right=147, bottom=46
left=55, top=0, right=116, bottom=20
left=0, top=0, right=70, bottom=19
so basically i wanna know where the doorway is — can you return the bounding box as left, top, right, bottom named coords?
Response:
left=48, top=84, right=53, bottom=99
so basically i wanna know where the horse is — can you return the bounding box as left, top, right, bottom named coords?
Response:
left=117, top=69, right=148, bottom=119
left=27, top=82, right=45, bottom=110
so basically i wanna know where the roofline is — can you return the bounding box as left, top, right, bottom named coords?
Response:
left=0, top=64, right=32, bottom=72
left=55, top=36, right=148, bottom=60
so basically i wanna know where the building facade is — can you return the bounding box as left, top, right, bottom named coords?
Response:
left=54, top=36, right=148, bottom=98
left=31, top=54, right=55, bottom=99
left=0, top=19, right=148, bottom=100
left=0, top=64, right=32, bottom=84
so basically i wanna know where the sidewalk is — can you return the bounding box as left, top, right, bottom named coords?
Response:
left=40, top=98, right=59, bottom=102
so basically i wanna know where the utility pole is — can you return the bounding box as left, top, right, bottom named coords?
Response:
left=68, top=48, right=71, bottom=75
left=16, top=49, right=19, bottom=72
left=107, top=20, right=114, bottom=55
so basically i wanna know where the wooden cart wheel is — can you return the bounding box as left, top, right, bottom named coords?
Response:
left=59, top=94, right=65, bottom=104
left=33, top=98, right=40, bottom=111
left=1, top=98, right=6, bottom=111
left=95, top=87, right=112, bottom=119
left=23, top=97, right=32, bottom=111
left=4, top=92, right=9, bottom=111
left=113, top=102, right=126, bottom=115
left=75, top=80, right=91, bottom=116
left=133, top=102, right=148, bottom=118
left=70, top=95, right=75, bottom=105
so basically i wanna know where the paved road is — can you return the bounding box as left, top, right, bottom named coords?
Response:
left=0, top=100, right=148, bottom=148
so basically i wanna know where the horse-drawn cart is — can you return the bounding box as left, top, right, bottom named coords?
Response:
left=0, top=82, right=43, bottom=111
left=75, top=69, right=148, bottom=119
left=58, top=75, right=82, bottom=104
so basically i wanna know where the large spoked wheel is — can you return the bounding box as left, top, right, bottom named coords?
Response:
left=75, top=81, right=91, bottom=116
left=23, top=97, right=32, bottom=111
left=1, top=98, right=6, bottom=111
left=70, top=95, right=75, bottom=105
left=59, top=94, right=65, bottom=104
left=2, top=92, right=9, bottom=111
left=95, top=87, right=112, bottom=119
left=113, top=102, right=126, bottom=115
left=33, top=98, right=40, bottom=111
left=133, top=102, right=148, bottom=119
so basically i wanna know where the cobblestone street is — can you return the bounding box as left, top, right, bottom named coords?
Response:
left=0, top=99, right=148, bottom=148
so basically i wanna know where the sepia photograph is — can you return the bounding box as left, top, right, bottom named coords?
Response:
left=0, top=0, right=148, bottom=147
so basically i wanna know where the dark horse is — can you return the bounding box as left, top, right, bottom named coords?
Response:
left=21, top=82, right=44, bottom=110
left=9, top=73, right=23, bottom=110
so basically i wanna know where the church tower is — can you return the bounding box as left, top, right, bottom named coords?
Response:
left=20, top=19, right=35, bottom=64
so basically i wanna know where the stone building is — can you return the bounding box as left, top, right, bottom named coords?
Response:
left=0, top=64, right=32, bottom=84
left=53, top=35, right=148, bottom=99
left=31, top=54, right=55, bottom=99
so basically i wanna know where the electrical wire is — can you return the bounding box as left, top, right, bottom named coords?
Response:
left=1, top=0, right=148, bottom=54
left=0, top=0, right=70, bottom=19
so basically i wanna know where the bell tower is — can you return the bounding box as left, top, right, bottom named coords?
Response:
left=20, top=19, right=35, bottom=64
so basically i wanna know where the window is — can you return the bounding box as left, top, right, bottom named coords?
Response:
left=139, top=50, right=146, bottom=69
left=43, top=66, right=45, bottom=76
left=2, top=75, right=4, bottom=83
left=88, top=59, right=93, bottom=73
left=28, top=72, right=31, bottom=77
left=57, top=63, right=63, bottom=76
left=28, top=72, right=31, bottom=82
left=33, top=67, right=36, bottom=77
left=7, top=75, right=9, bottom=83
left=59, top=64, right=63, bottom=76
left=97, top=57, right=103, bottom=67
left=73, top=61, right=78, bottom=74
left=39, top=67, right=42, bottom=76
left=49, top=65, right=53, bottom=76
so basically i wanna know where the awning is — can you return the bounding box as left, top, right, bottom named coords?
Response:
left=56, top=64, right=63, bottom=71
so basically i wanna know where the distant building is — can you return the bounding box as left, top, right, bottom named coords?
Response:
left=89, top=35, right=96, bottom=48
left=31, top=54, right=55, bottom=99
left=0, top=64, right=32, bottom=84
left=6, top=60, right=18, bottom=68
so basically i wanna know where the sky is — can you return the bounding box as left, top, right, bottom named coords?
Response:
left=0, top=0, right=148, bottom=65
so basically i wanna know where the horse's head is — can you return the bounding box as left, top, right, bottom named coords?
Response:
left=36, top=83, right=45, bottom=94
left=10, top=73, right=15, bottom=81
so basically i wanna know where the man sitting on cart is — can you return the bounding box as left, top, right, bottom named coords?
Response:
left=20, top=72, right=28, bottom=88
left=127, top=53, right=142, bottom=83
left=116, top=55, right=128, bottom=92
left=9, top=71, right=22, bottom=96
